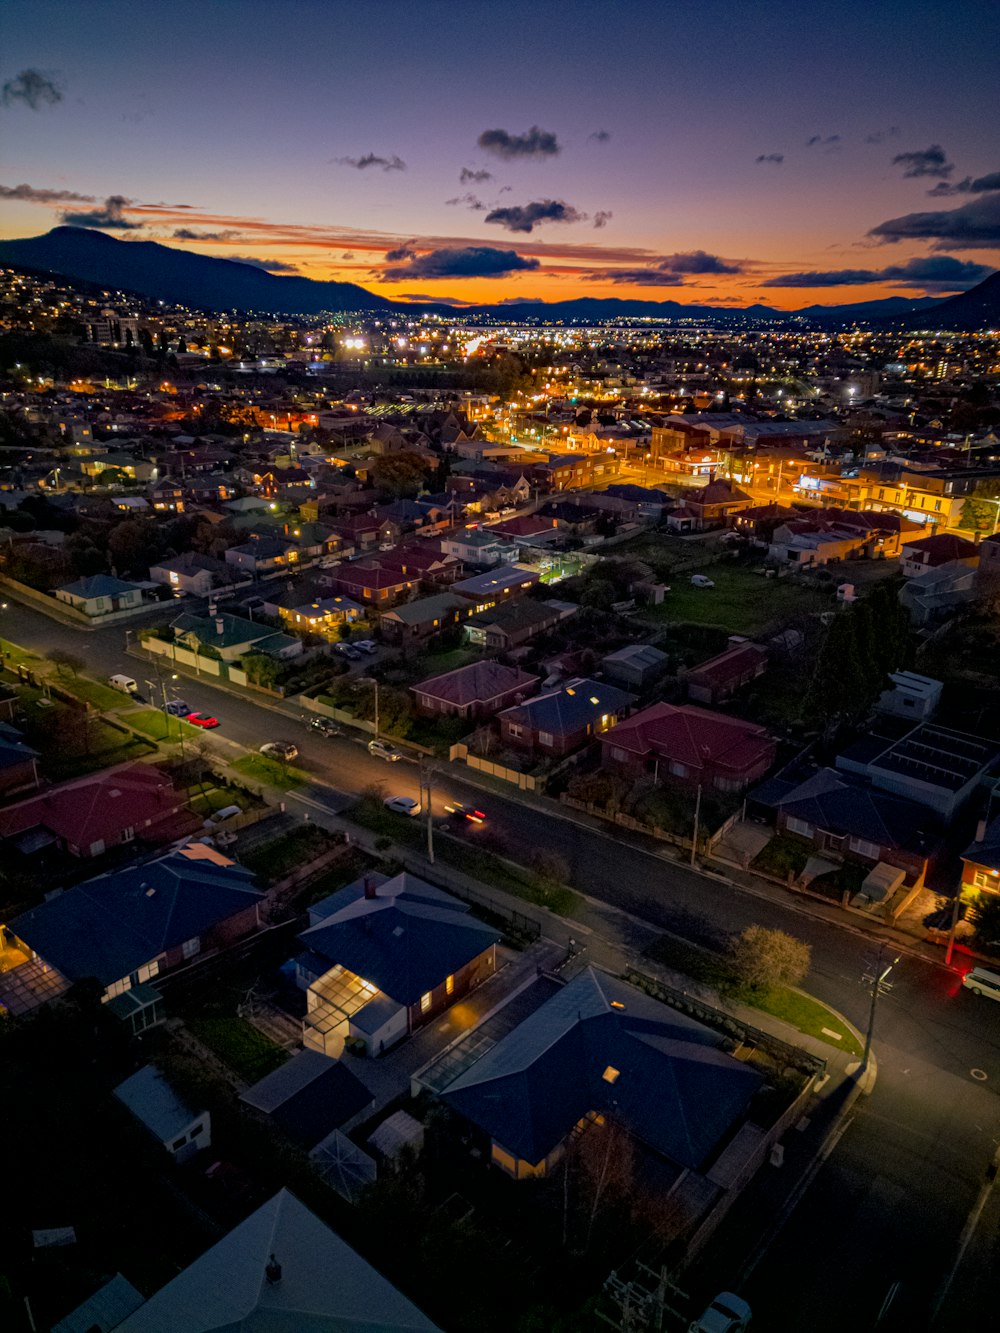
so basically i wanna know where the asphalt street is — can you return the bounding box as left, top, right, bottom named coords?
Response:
left=5, top=595, right=1000, bottom=1329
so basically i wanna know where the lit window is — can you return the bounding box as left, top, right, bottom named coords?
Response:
left=610, top=1000, right=625, bottom=1010
left=602, top=1066, right=620, bottom=1084
left=446, top=974, right=455, bottom=996
left=420, top=991, right=432, bottom=1013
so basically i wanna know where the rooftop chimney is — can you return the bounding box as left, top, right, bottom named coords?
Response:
left=215, top=617, right=224, bottom=636
left=976, top=818, right=988, bottom=844
left=265, top=1254, right=282, bottom=1285
left=363, top=875, right=378, bottom=900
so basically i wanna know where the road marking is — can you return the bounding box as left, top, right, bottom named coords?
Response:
left=821, top=1027, right=843, bottom=1040
left=971, top=1068, right=988, bottom=1081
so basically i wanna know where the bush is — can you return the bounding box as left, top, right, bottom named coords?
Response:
left=728, top=925, right=811, bottom=992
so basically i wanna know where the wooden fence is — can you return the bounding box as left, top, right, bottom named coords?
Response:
left=449, top=743, right=538, bottom=792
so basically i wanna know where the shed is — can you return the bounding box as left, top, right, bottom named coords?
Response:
left=368, top=1109, right=425, bottom=1161
left=241, top=1049, right=373, bottom=1147
left=105, top=983, right=165, bottom=1037
left=113, top=1065, right=210, bottom=1164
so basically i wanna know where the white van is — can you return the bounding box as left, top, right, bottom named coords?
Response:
left=109, top=674, right=139, bottom=695
left=962, top=967, right=1000, bottom=1001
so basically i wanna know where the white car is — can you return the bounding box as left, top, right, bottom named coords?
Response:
left=368, top=739, right=402, bottom=762
left=689, top=1292, right=751, bottom=1333
left=962, top=967, right=1000, bottom=1001
left=353, top=640, right=379, bottom=655
left=383, top=796, right=420, bottom=817
left=690, top=574, right=716, bottom=589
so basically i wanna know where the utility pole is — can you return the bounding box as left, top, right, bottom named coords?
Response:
left=421, top=757, right=435, bottom=864
left=862, top=944, right=900, bottom=1071
left=690, top=783, right=702, bottom=868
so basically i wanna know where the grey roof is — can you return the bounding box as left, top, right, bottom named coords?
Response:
left=114, top=1064, right=202, bottom=1142
left=58, top=574, right=142, bottom=599
left=602, top=644, right=668, bottom=671
left=308, top=1129, right=377, bottom=1203
left=241, top=1051, right=372, bottom=1147
left=52, top=1273, right=144, bottom=1333
left=775, top=767, right=936, bottom=851
left=11, top=850, right=261, bottom=987
left=382, top=592, right=464, bottom=626
left=298, top=872, right=500, bottom=1007
left=498, top=676, right=634, bottom=736
left=443, top=968, right=762, bottom=1169
left=452, top=563, right=538, bottom=598
left=114, top=1188, right=442, bottom=1332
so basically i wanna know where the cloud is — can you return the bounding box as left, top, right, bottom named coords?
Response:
left=589, top=129, right=611, bottom=143
left=477, top=126, right=561, bottom=159
left=384, top=244, right=416, bottom=262
left=892, top=144, right=954, bottom=179
left=865, top=126, right=900, bottom=144
left=761, top=255, right=991, bottom=290
left=593, top=211, right=613, bottom=229
left=459, top=167, right=492, bottom=183
left=340, top=251, right=355, bottom=260
left=444, top=193, right=485, bottom=210
left=333, top=152, right=406, bottom=172
left=230, top=256, right=299, bottom=272
left=60, top=195, right=142, bottom=230
left=0, top=182, right=95, bottom=204
left=660, top=250, right=741, bottom=275
left=173, top=227, right=239, bottom=241
left=755, top=153, right=784, bottom=164
left=484, top=199, right=584, bottom=233
left=926, top=170, right=1000, bottom=198
left=381, top=246, right=540, bottom=281
left=586, top=268, right=687, bottom=286
left=806, top=134, right=841, bottom=148
left=868, top=193, right=1000, bottom=248
left=1, top=69, right=62, bottom=110
left=584, top=250, right=742, bottom=285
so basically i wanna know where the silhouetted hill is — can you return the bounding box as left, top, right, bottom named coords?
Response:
left=797, top=294, right=943, bottom=322
left=0, top=227, right=395, bottom=314
left=891, top=270, right=1000, bottom=330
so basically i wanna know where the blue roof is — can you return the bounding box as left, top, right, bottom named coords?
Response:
left=498, top=676, right=634, bottom=735
left=114, top=1064, right=202, bottom=1141
left=52, top=1273, right=144, bottom=1333
left=298, top=872, right=500, bottom=1007
left=443, top=968, right=762, bottom=1169
left=11, top=850, right=261, bottom=987
left=241, top=1050, right=372, bottom=1147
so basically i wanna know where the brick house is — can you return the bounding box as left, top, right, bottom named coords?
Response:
left=602, top=702, right=775, bottom=792
left=412, top=660, right=538, bottom=721
left=498, top=677, right=633, bottom=758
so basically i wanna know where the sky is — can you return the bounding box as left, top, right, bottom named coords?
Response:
left=2, top=0, right=1000, bottom=309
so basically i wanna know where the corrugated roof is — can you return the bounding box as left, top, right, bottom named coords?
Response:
left=114, top=1064, right=201, bottom=1141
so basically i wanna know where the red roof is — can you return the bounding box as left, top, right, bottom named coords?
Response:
left=605, top=702, right=773, bottom=776
left=690, top=480, right=751, bottom=507
left=902, top=532, right=980, bottom=564
left=686, top=642, right=767, bottom=690
left=413, top=660, right=538, bottom=707
left=492, top=515, right=557, bottom=537
left=0, top=764, right=185, bottom=852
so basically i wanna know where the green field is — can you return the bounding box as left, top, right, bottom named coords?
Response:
left=644, top=564, right=828, bottom=634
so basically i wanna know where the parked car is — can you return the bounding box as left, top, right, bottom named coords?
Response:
left=368, top=738, right=402, bottom=762
left=260, top=741, right=298, bottom=762
left=444, top=800, right=486, bottom=824
left=186, top=712, right=220, bottom=729
left=690, top=574, right=716, bottom=589
left=353, top=640, right=378, bottom=655
left=307, top=716, right=342, bottom=737
left=334, top=642, right=362, bottom=660
left=203, top=804, right=242, bottom=830
left=109, top=674, right=139, bottom=695
left=164, top=699, right=192, bottom=717
left=688, top=1292, right=752, bottom=1333
left=962, top=967, right=1000, bottom=1001
left=384, top=795, right=420, bottom=817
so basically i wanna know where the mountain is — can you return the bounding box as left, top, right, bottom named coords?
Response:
left=0, top=226, right=394, bottom=314
left=890, top=270, right=1000, bottom=331
left=463, top=296, right=789, bottom=323
left=795, top=294, right=944, bottom=322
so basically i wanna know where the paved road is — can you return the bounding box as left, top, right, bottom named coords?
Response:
left=5, top=595, right=1000, bottom=1327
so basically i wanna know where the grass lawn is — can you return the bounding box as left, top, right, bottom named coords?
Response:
left=240, top=823, right=340, bottom=883
left=62, top=675, right=131, bottom=712
left=127, top=708, right=186, bottom=742
left=188, top=785, right=246, bottom=817
left=231, top=752, right=309, bottom=790
left=24, top=703, right=155, bottom=780
left=0, top=637, right=44, bottom=668
left=413, top=645, right=478, bottom=675
left=751, top=834, right=811, bottom=879
left=186, top=1014, right=288, bottom=1081
left=644, top=564, right=829, bottom=635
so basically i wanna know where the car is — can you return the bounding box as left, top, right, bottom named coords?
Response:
left=690, top=574, right=716, bottom=589
left=962, top=967, right=1000, bottom=1001
left=444, top=800, right=486, bottom=824
left=383, top=795, right=420, bottom=817
left=688, top=1292, right=752, bottom=1333
left=368, top=738, right=402, bottom=762
left=334, top=642, right=362, bottom=660
left=307, top=716, right=342, bottom=737
left=164, top=699, right=192, bottom=717
left=353, top=640, right=378, bottom=655
left=203, top=804, right=242, bottom=829
left=260, top=741, right=298, bottom=762
left=186, top=712, right=220, bottom=729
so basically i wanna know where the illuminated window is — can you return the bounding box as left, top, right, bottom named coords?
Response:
left=610, top=1000, right=625, bottom=1010
left=602, top=1066, right=620, bottom=1084
left=446, top=974, right=455, bottom=996
left=420, top=991, right=432, bottom=1013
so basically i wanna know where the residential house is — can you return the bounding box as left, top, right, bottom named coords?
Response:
left=147, top=479, right=185, bottom=513
left=464, top=597, right=574, bottom=650
left=262, top=587, right=363, bottom=633
left=149, top=551, right=237, bottom=598
left=730, top=503, right=797, bottom=542
left=876, top=671, right=942, bottom=723
left=0, top=725, right=40, bottom=797
left=412, top=660, right=539, bottom=721
left=451, top=563, right=540, bottom=610
left=241, top=1049, right=373, bottom=1147
left=376, top=591, right=470, bottom=642
left=684, top=640, right=768, bottom=705
left=603, top=702, right=775, bottom=793
left=329, top=512, right=400, bottom=550
left=899, top=561, right=980, bottom=625
left=111, top=1189, right=442, bottom=1333
left=492, top=513, right=563, bottom=544
left=224, top=536, right=299, bottom=576
left=295, top=872, right=501, bottom=1058
left=600, top=643, right=668, bottom=690
left=901, top=532, right=980, bottom=578
left=440, top=527, right=516, bottom=568
left=960, top=816, right=1000, bottom=899
left=2, top=844, right=262, bottom=1013
left=171, top=610, right=303, bottom=660
left=79, top=452, right=157, bottom=483
left=0, top=763, right=192, bottom=859
left=114, top=1065, right=210, bottom=1166
left=498, top=677, right=633, bottom=758
left=55, top=574, right=144, bottom=617
left=836, top=721, right=999, bottom=820
left=685, top=479, right=753, bottom=529
left=441, top=966, right=762, bottom=1181
left=331, top=562, right=420, bottom=607
left=372, top=543, right=462, bottom=585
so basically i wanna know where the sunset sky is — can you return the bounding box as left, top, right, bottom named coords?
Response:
left=3, top=0, right=1000, bottom=309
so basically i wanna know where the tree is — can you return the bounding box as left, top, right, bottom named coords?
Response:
left=966, top=893, right=1000, bottom=951
left=243, top=652, right=279, bottom=688
left=46, top=648, right=85, bottom=678
left=961, top=491, right=1000, bottom=535
left=729, top=925, right=811, bottom=992
left=107, top=518, right=164, bottom=574
left=803, top=611, right=868, bottom=725
left=370, top=451, right=433, bottom=499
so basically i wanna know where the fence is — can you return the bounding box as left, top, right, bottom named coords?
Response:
left=449, top=743, right=538, bottom=792
left=560, top=794, right=692, bottom=850
left=399, top=854, right=542, bottom=942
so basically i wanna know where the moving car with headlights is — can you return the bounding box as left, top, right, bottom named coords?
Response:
left=444, top=800, right=486, bottom=824
left=384, top=795, right=420, bottom=817
left=368, top=738, right=402, bottom=762
left=260, top=741, right=298, bottom=762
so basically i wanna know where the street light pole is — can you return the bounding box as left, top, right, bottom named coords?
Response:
left=862, top=944, right=900, bottom=1071
left=422, top=758, right=435, bottom=864
left=690, top=784, right=702, bottom=868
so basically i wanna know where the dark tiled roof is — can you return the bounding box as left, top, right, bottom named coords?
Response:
left=241, top=1050, right=372, bottom=1147
left=776, top=768, right=936, bottom=851
left=499, top=677, right=633, bottom=736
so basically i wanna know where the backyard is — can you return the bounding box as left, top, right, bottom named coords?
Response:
left=643, top=563, right=830, bottom=636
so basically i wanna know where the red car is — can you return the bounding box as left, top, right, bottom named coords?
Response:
left=186, top=712, right=220, bottom=729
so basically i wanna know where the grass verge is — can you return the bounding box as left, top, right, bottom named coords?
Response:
left=231, top=753, right=308, bottom=789
left=127, top=708, right=186, bottom=742
left=187, top=1015, right=288, bottom=1081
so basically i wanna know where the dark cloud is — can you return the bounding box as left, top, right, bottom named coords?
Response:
left=660, top=250, right=741, bottom=275
left=868, top=193, right=1000, bottom=248
left=60, top=195, right=141, bottom=230
left=755, top=153, right=784, bottom=164
left=806, top=134, right=841, bottom=148
left=926, top=170, right=1000, bottom=198
left=333, top=152, right=406, bottom=172
left=761, top=256, right=991, bottom=290
left=340, top=251, right=355, bottom=260
left=231, top=256, right=299, bottom=272
left=0, top=182, right=94, bottom=204
left=1, top=69, right=62, bottom=110
left=586, top=268, right=687, bottom=286
left=865, top=126, right=900, bottom=144
left=892, top=144, right=954, bottom=179
left=381, top=246, right=540, bottom=281
left=384, top=244, right=416, bottom=262
left=477, top=126, right=561, bottom=159
left=484, top=199, right=584, bottom=233
left=589, top=129, right=611, bottom=143
left=459, top=167, right=492, bottom=183
left=444, top=193, right=485, bottom=211
left=593, top=211, right=613, bottom=229
left=173, top=227, right=239, bottom=241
